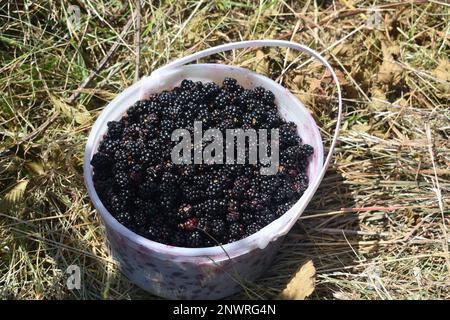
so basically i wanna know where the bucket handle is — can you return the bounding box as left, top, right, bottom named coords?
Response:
left=153, top=40, right=343, bottom=237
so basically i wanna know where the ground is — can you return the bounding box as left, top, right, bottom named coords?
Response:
left=0, top=0, right=449, bottom=299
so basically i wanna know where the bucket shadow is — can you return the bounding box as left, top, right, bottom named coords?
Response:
left=232, top=167, right=360, bottom=299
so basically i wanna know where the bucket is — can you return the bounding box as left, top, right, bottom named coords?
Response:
left=83, top=40, right=343, bottom=299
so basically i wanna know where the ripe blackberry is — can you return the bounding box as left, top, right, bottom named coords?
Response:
left=109, top=194, right=127, bottom=213
left=265, top=111, right=281, bottom=128
left=205, top=179, right=223, bottom=198
left=127, top=101, right=146, bottom=121
left=223, top=77, right=239, bottom=92
left=273, top=181, right=295, bottom=204
left=293, top=172, right=309, bottom=195
left=106, top=121, right=124, bottom=138
left=299, top=144, right=314, bottom=158
left=245, top=222, right=262, bottom=237
left=214, top=92, right=231, bottom=109
left=93, top=177, right=112, bottom=198
left=177, top=204, right=194, bottom=219
left=186, top=231, right=203, bottom=247
left=115, top=211, right=133, bottom=226
left=280, top=122, right=301, bottom=146
left=210, top=219, right=226, bottom=238
left=114, top=171, right=131, bottom=190
left=197, top=199, right=227, bottom=216
left=138, top=179, right=157, bottom=199
left=229, top=222, right=244, bottom=239
left=91, top=152, right=112, bottom=169
left=203, top=82, right=220, bottom=100
left=275, top=202, right=294, bottom=217
left=98, top=138, right=119, bottom=156
left=252, top=86, right=266, bottom=98
left=261, top=90, right=275, bottom=105
left=146, top=225, right=170, bottom=242
left=158, top=91, right=175, bottom=107
left=231, top=177, right=249, bottom=199
left=241, top=211, right=254, bottom=224
left=255, top=209, right=276, bottom=226
left=182, top=187, right=204, bottom=203
left=181, top=79, right=195, bottom=91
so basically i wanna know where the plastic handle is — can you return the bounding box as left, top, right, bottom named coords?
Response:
left=153, top=40, right=343, bottom=236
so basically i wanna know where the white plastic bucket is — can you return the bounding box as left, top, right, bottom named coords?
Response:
left=83, top=40, right=342, bottom=299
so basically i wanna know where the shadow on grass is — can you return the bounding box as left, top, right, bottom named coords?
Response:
left=232, top=168, right=360, bottom=299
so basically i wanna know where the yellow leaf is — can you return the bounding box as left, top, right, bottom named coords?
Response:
left=433, top=58, right=450, bottom=94
left=255, top=50, right=269, bottom=76
left=26, top=161, right=45, bottom=175
left=4, top=179, right=29, bottom=204
left=74, top=105, right=92, bottom=125
left=353, top=123, right=371, bottom=132
left=50, top=94, right=72, bottom=118
left=280, top=260, right=316, bottom=300
left=377, top=41, right=403, bottom=85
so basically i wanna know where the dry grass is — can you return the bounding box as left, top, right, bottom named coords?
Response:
left=0, top=0, right=449, bottom=300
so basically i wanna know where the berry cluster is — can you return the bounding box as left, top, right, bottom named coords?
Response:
left=91, top=78, right=313, bottom=247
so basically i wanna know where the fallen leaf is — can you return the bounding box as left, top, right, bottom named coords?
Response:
left=74, top=104, right=92, bottom=125
left=377, top=41, right=403, bottom=85
left=280, top=260, right=316, bottom=300
left=26, top=161, right=45, bottom=175
left=352, top=123, right=371, bottom=132
left=255, top=50, right=269, bottom=76
left=4, top=179, right=29, bottom=204
left=433, top=58, right=450, bottom=94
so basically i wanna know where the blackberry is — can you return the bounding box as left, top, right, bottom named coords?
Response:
left=205, top=179, right=223, bottom=198
left=91, top=152, right=112, bottom=169
left=109, top=194, right=127, bottom=213
left=245, top=222, right=262, bottom=237
left=98, top=139, right=119, bottom=156
left=241, top=211, right=254, bottom=224
left=253, top=86, right=266, bottom=98
left=265, top=111, right=281, bottom=128
left=273, top=181, right=295, bottom=204
left=255, top=209, right=276, bottom=226
left=138, top=179, right=157, bottom=199
left=182, top=187, right=204, bottom=203
left=210, top=219, right=226, bottom=238
left=158, top=91, right=175, bottom=107
left=204, top=82, right=220, bottom=100
left=293, top=172, right=309, bottom=195
left=280, top=122, right=300, bottom=146
left=127, top=101, right=146, bottom=120
left=115, top=211, right=133, bottom=226
left=229, top=222, right=244, bottom=239
left=106, top=121, right=124, bottom=138
left=261, top=90, right=275, bottom=105
left=223, top=77, right=239, bottom=92
left=214, top=92, right=231, bottom=109
left=114, top=171, right=131, bottom=190
left=146, top=225, right=170, bottom=242
left=181, top=79, right=195, bottom=91
left=299, top=144, right=314, bottom=158
left=275, top=202, right=294, bottom=217
left=186, top=231, right=203, bottom=247
left=172, top=231, right=187, bottom=247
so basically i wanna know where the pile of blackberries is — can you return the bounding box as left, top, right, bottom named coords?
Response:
left=91, top=78, right=313, bottom=247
